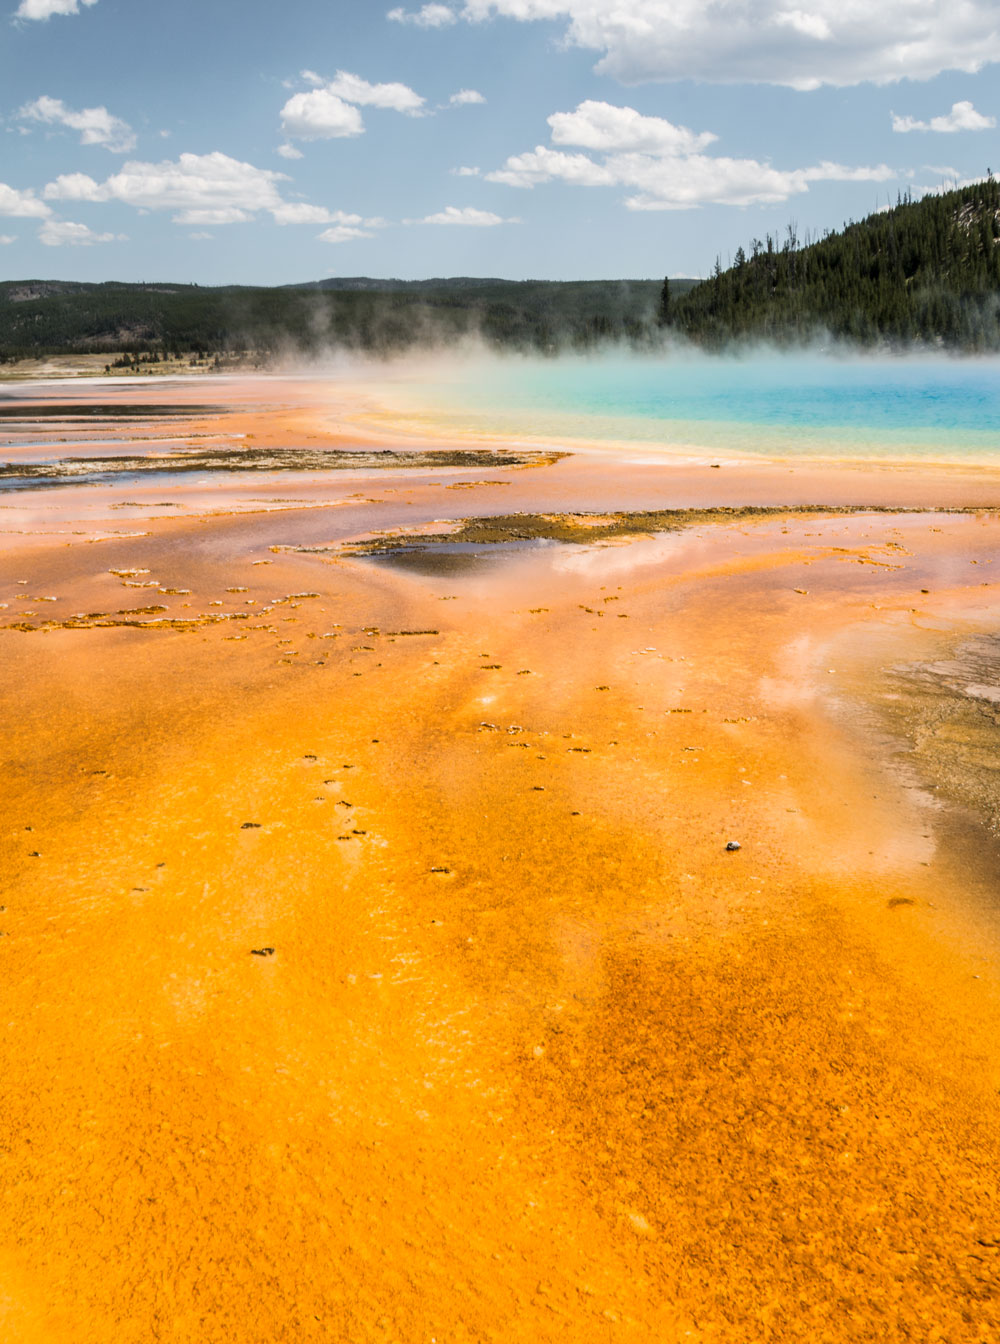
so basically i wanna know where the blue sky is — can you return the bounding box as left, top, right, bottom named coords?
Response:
left=0, top=0, right=997, bottom=284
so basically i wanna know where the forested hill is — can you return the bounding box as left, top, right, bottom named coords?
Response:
left=0, top=276, right=697, bottom=360
left=666, top=178, right=1000, bottom=349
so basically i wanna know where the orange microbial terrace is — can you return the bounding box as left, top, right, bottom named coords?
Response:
left=2, top=372, right=1000, bottom=1343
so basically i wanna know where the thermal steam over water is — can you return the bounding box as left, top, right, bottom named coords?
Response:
left=369, top=351, right=1000, bottom=462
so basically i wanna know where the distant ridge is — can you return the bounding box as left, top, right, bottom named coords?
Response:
left=286, top=276, right=518, bottom=291
left=0, top=277, right=699, bottom=359
left=286, top=276, right=681, bottom=292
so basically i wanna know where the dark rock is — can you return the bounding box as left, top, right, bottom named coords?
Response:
left=726, top=841, right=741, bottom=852
left=251, top=947, right=275, bottom=957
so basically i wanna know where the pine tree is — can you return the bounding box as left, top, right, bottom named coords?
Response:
left=657, top=276, right=672, bottom=326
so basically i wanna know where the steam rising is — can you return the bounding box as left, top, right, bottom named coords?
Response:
left=300, top=344, right=1000, bottom=468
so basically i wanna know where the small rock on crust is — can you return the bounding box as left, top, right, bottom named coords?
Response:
left=726, top=841, right=742, bottom=852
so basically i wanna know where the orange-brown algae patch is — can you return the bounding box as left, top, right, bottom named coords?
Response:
left=5, top=399, right=1000, bottom=1340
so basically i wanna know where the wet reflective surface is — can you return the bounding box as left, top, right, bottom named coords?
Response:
left=3, top=374, right=1000, bottom=1342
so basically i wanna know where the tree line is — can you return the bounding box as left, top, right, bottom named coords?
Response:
left=662, top=178, right=1000, bottom=350
left=0, top=278, right=691, bottom=361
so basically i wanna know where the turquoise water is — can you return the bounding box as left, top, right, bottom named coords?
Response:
left=401, top=353, right=1000, bottom=461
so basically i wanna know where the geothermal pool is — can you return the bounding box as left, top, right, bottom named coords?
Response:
left=370, top=350, right=1000, bottom=461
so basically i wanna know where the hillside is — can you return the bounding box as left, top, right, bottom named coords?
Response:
left=668, top=178, right=1000, bottom=349
left=0, top=277, right=698, bottom=361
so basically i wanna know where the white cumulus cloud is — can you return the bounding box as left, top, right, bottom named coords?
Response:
left=487, top=146, right=616, bottom=188
left=317, top=213, right=377, bottom=243
left=619, top=155, right=811, bottom=209
left=772, top=8, right=831, bottom=40
left=38, top=219, right=122, bottom=246
left=44, top=152, right=288, bottom=220
left=450, top=88, right=486, bottom=105
left=452, top=0, right=1000, bottom=89
left=621, top=156, right=893, bottom=210
left=41, top=151, right=341, bottom=227
left=318, top=226, right=369, bottom=242
left=175, top=207, right=252, bottom=226
left=15, top=0, right=97, bottom=19
left=548, top=100, right=716, bottom=155
left=912, top=173, right=984, bottom=196
left=19, top=95, right=135, bottom=153
left=892, top=100, right=997, bottom=133
left=272, top=202, right=364, bottom=225
left=421, top=205, right=516, bottom=225
left=0, top=182, right=51, bottom=218
left=280, top=89, right=364, bottom=141
left=279, top=71, right=426, bottom=142
left=387, top=3, right=457, bottom=26
left=276, top=143, right=304, bottom=159
left=327, top=70, right=425, bottom=114
left=42, top=171, right=107, bottom=202
left=0, top=234, right=16, bottom=244
left=486, top=99, right=893, bottom=208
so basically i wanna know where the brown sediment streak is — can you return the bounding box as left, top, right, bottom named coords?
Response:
left=6, top=610, right=252, bottom=631
left=0, top=445, right=567, bottom=485
left=0, top=402, right=223, bottom=420
left=4, top=378, right=1000, bottom=1341
left=335, top=503, right=1000, bottom=555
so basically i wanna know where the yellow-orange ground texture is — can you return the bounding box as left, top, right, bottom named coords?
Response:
left=2, top=376, right=1000, bottom=1342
